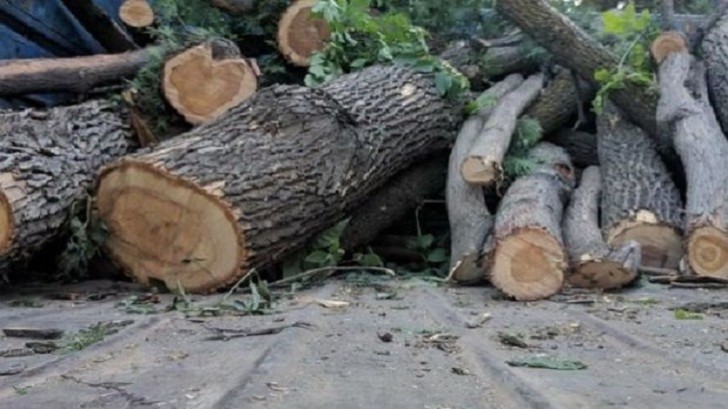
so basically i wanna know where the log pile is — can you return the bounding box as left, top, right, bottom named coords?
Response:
left=1, top=0, right=728, bottom=303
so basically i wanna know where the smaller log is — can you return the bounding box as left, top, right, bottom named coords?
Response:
left=447, top=73, right=524, bottom=283
left=488, top=142, right=575, bottom=301
left=650, top=31, right=688, bottom=64
left=163, top=40, right=257, bottom=125
left=461, top=73, right=543, bottom=186
left=277, top=0, right=331, bottom=67
left=547, top=129, right=599, bottom=168
left=61, top=0, right=138, bottom=52
left=564, top=166, right=641, bottom=289
left=119, top=0, right=155, bottom=28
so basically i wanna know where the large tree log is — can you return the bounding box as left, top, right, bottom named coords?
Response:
left=564, top=166, right=642, bottom=289
left=547, top=129, right=599, bottom=168
left=0, top=101, right=136, bottom=282
left=163, top=40, right=257, bottom=125
left=0, top=48, right=157, bottom=96
left=657, top=51, right=728, bottom=279
left=701, top=9, right=728, bottom=134
left=447, top=74, right=524, bottom=284
left=495, top=0, right=660, bottom=142
left=461, top=73, right=543, bottom=186
left=597, top=102, right=683, bottom=269
left=95, top=65, right=459, bottom=293
left=277, top=0, right=331, bottom=67
left=488, top=142, right=575, bottom=301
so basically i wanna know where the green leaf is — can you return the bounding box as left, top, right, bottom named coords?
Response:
left=416, top=234, right=435, bottom=250
left=674, top=309, right=704, bottom=320
left=426, top=248, right=448, bottom=263
left=304, top=250, right=330, bottom=266
left=506, top=357, right=587, bottom=370
left=355, top=252, right=384, bottom=267
left=434, top=72, right=452, bottom=96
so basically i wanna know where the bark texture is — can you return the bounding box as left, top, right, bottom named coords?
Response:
left=657, top=52, right=728, bottom=278
left=461, top=73, right=543, bottom=186
left=488, top=142, right=575, bottom=301
left=598, top=102, right=683, bottom=269
left=95, top=65, right=459, bottom=293
left=0, top=48, right=157, bottom=96
left=447, top=74, right=524, bottom=283
left=547, top=129, right=599, bottom=168
left=0, top=101, right=136, bottom=281
left=564, top=166, right=641, bottom=289
left=701, top=9, right=728, bottom=134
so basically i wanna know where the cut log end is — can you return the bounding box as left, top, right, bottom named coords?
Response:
left=687, top=226, right=728, bottom=278
left=0, top=190, right=12, bottom=253
left=119, top=0, right=155, bottom=28
left=460, top=157, right=501, bottom=186
left=607, top=211, right=682, bottom=269
left=568, top=260, right=636, bottom=289
left=490, top=229, right=565, bottom=301
left=277, top=0, right=331, bottom=67
left=650, top=31, right=688, bottom=64
left=96, top=161, right=244, bottom=293
left=163, top=43, right=257, bottom=125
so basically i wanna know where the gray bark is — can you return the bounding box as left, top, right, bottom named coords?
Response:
left=701, top=9, right=728, bottom=134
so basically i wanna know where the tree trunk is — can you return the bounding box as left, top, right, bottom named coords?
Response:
left=60, top=0, right=138, bottom=53
left=461, top=73, right=543, bottom=186
left=341, top=156, right=447, bottom=252
left=447, top=74, right=524, bottom=284
left=0, top=101, right=136, bottom=282
left=0, top=48, right=158, bottom=96
left=657, top=52, right=728, bottom=278
left=563, top=166, right=641, bottom=289
left=163, top=40, right=257, bottom=125
left=488, top=142, right=575, bottom=301
left=495, top=0, right=660, bottom=142
left=700, top=9, right=728, bottom=134
left=597, top=102, right=683, bottom=269
left=95, top=65, right=459, bottom=293
left=547, top=129, right=599, bottom=168
left=277, top=0, right=331, bottom=67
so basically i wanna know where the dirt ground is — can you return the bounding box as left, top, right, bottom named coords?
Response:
left=1, top=275, right=727, bottom=409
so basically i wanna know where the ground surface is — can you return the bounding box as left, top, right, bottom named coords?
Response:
left=0, top=276, right=727, bottom=409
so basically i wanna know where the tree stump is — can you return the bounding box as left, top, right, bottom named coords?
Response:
left=163, top=40, right=258, bottom=125
left=488, top=142, right=575, bottom=301
left=95, top=65, right=458, bottom=293
left=564, top=166, right=641, bottom=289
left=0, top=101, right=136, bottom=281
left=277, top=0, right=331, bottom=67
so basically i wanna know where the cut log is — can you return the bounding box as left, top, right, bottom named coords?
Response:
left=701, top=9, right=728, bottom=134
left=60, top=0, right=138, bottom=53
left=119, top=0, right=155, bottom=28
left=277, top=0, right=331, bottom=67
left=563, top=166, right=642, bottom=289
left=657, top=51, right=728, bottom=278
left=0, top=48, right=158, bottom=96
left=547, top=129, right=599, bottom=168
left=163, top=40, right=257, bottom=125
left=488, top=142, right=575, bottom=301
left=447, top=74, right=525, bottom=283
left=341, top=157, right=447, bottom=252
left=0, top=101, right=136, bottom=281
left=95, top=65, right=459, bottom=293
left=461, top=73, right=543, bottom=186
left=597, top=102, right=683, bottom=269
left=651, top=31, right=688, bottom=64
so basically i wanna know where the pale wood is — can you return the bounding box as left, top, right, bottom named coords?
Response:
left=119, top=0, right=155, bottom=28
left=460, top=73, right=543, bottom=186
left=650, top=31, right=688, bottom=64
left=277, top=0, right=331, bottom=67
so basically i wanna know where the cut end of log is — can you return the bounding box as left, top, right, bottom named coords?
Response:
left=163, top=42, right=257, bottom=125
left=607, top=211, right=682, bottom=269
left=568, top=260, right=637, bottom=289
left=460, top=157, right=501, bottom=186
left=119, top=0, right=155, bottom=28
left=650, top=31, right=688, bottom=64
left=0, top=189, right=12, bottom=254
left=96, top=161, right=243, bottom=293
left=277, top=0, right=331, bottom=67
left=687, top=226, right=728, bottom=279
left=490, top=229, right=565, bottom=301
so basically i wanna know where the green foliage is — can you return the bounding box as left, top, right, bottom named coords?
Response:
left=591, top=1, right=659, bottom=114
left=306, top=0, right=469, bottom=98
left=464, top=92, right=497, bottom=116
left=502, top=117, right=543, bottom=181
left=57, top=197, right=108, bottom=280
left=60, top=320, right=133, bottom=353
left=674, top=308, right=705, bottom=320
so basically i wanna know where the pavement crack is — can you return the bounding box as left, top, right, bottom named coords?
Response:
left=61, top=374, right=158, bottom=406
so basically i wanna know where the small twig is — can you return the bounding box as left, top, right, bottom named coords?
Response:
left=269, top=266, right=396, bottom=289
left=639, top=265, right=679, bottom=276
left=221, top=268, right=256, bottom=303
left=202, top=321, right=314, bottom=341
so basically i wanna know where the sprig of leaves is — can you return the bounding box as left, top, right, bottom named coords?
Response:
left=57, top=197, right=108, bottom=280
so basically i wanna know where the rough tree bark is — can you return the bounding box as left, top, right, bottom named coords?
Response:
left=564, top=166, right=642, bottom=289
left=0, top=48, right=158, bottom=96
left=488, top=142, right=575, bottom=301
left=597, top=102, right=683, bottom=269
left=701, top=9, right=728, bottom=134
left=657, top=50, right=728, bottom=278
left=95, top=65, right=459, bottom=293
left=461, top=73, right=543, bottom=186
left=547, top=129, right=599, bottom=168
left=447, top=74, right=524, bottom=284
left=0, top=101, right=136, bottom=281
